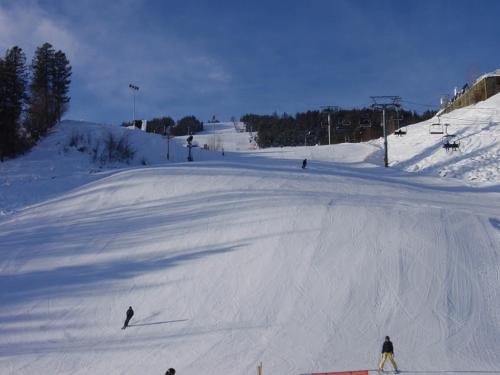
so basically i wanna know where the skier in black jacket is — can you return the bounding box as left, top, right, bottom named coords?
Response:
left=122, top=306, right=134, bottom=329
left=378, top=336, right=399, bottom=372
left=165, top=368, right=176, bottom=375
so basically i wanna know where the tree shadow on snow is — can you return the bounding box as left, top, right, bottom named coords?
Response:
left=0, top=244, right=245, bottom=308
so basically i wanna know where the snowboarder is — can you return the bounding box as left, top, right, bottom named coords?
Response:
left=302, top=158, right=307, bottom=169
left=165, top=368, right=176, bottom=375
left=122, top=306, right=134, bottom=329
left=378, top=336, right=399, bottom=373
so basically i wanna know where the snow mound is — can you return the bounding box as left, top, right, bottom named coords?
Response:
left=0, top=120, right=224, bottom=212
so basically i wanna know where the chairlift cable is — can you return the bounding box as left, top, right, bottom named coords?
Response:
left=400, top=99, right=440, bottom=108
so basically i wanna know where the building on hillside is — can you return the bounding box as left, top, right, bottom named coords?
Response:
left=443, top=69, right=500, bottom=114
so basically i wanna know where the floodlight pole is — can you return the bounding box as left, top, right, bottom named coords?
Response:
left=370, top=96, right=401, bottom=168
left=129, top=84, right=139, bottom=125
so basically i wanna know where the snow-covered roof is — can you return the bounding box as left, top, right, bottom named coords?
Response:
left=474, top=68, right=500, bottom=84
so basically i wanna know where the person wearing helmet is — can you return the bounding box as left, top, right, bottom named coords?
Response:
left=378, top=336, right=399, bottom=373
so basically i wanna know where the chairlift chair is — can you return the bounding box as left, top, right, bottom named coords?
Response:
left=442, top=133, right=459, bottom=152
left=359, top=118, right=372, bottom=128
left=393, top=115, right=406, bottom=136
left=342, top=119, right=351, bottom=127
left=429, top=117, right=445, bottom=135
left=336, top=119, right=351, bottom=131
left=443, top=139, right=460, bottom=152
left=394, top=127, right=407, bottom=136
left=429, top=123, right=444, bottom=135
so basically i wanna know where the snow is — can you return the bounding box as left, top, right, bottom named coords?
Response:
left=0, top=96, right=499, bottom=375
left=371, top=93, right=500, bottom=186
left=0, top=120, right=225, bottom=214
left=194, top=121, right=258, bottom=152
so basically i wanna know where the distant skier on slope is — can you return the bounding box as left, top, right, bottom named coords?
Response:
left=378, top=336, right=399, bottom=373
left=122, top=306, right=134, bottom=329
left=165, top=368, right=176, bottom=375
left=302, top=158, right=307, bottom=169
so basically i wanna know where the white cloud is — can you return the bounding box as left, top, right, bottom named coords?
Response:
left=0, top=0, right=233, bottom=121
left=0, top=1, right=83, bottom=64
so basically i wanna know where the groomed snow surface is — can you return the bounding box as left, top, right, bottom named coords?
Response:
left=376, top=93, right=500, bottom=186
left=0, top=95, right=499, bottom=375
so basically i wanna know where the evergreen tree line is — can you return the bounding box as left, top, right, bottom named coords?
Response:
left=122, top=115, right=203, bottom=137
left=241, top=108, right=436, bottom=148
left=0, top=43, right=72, bottom=161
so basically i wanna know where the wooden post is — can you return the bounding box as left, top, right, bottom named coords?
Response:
left=257, top=362, right=262, bottom=375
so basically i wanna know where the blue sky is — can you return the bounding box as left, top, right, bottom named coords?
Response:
left=1, top=0, right=499, bottom=124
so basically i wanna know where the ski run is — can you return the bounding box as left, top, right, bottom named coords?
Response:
left=1, top=94, right=500, bottom=375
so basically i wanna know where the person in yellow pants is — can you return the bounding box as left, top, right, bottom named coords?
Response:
left=378, top=336, right=399, bottom=373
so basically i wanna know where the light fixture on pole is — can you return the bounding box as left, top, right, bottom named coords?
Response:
left=129, top=84, right=139, bottom=125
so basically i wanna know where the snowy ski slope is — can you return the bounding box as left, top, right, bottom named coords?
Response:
left=378, top=93, right=500, bottom=185
left=193, top=121, right=258, bottom=152
left=0, top=96, right=499, bottom=375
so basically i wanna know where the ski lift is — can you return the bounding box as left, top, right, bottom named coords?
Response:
left=336, top=119, right=351, bottom=131
left=394, top=127, right=407, bottom=136
left=394, top=117, right=407, bottom=136
left=442, top=133, right=458, bottom=151
left=429, top=117, right=445, bottom=135
left=442, top=133, right=459, bottom=152
left=359, top=117, right=372, bottom=128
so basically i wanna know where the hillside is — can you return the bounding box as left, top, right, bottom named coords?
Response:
left=0, top=99, right=499, bottom=375
left=379, top=93, right=500, bottom=185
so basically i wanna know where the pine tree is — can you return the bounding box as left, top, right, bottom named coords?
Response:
left=52, top=50, right=72, bottom=123
left=26, top=42, right=56, bottom=140
left=0, top=46, right=28, bottom=161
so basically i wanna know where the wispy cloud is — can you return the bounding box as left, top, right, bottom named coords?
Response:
left=0, top=0, right=233, bottom=122
left=0, top=1, right=81, bottom=61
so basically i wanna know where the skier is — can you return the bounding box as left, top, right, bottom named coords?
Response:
left=165, top=368, right=176, bottom=375
left=122, top=306, right=134, bottom=329
left=302, top=158, right=307, bottom=169
left=378, top=336, right=399, bottom=373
